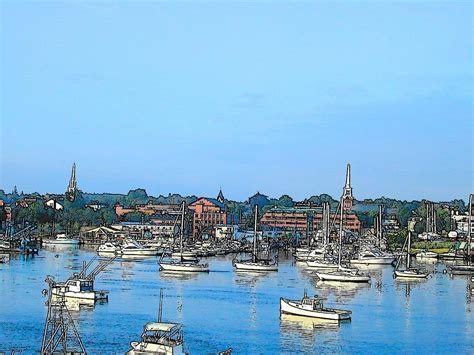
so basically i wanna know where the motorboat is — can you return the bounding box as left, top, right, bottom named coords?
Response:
left=416, top=250, right=438, bottom=259
left=51, top=256, right=115, bottom=302
left=294, top=247, right=325, bottom=261
left=159, top=202, right=209, bottom=273
left=280, top=291, right=351, bottom=321
left=127, top=289, right=185, bottom=355
left=52, top=277, right=108, bottom=301
left=97, top=242, right=121, bottom=255
left=233, top=205, right=278, bottom=272
left=350, top=249, right=396, bottom=265
left=127, top=322, right=185, bottom=355
left=43, top=233, right=80, bottom=245
left=120, top=239, right=159, bottom=257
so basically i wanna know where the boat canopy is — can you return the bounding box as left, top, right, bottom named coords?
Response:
left=144, top=322, right=180, bottom=332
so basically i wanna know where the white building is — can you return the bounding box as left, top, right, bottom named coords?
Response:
left=215, top=225, right=234, bottom=239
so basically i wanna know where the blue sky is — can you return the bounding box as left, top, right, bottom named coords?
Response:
left=1, top=1, right=472, bottom=201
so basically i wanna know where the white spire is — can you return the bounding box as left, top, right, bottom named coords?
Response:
left=345, top=163, right=351, bottom=188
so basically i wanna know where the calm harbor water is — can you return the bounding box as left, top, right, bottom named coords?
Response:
left=1, top=246, right=473, bottom=354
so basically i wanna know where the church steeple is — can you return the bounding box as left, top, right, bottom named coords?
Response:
left=217, top=188, right=225, bottom=204
left=66, top=163, right=77, bottom=201
left=342, top=163, right=353, bottom=210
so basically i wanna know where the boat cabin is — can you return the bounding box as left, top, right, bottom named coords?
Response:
left=141, top=322, right=184, bottom=347
left=65, top=278, right=94, bottom=293
left=301, top=295, right=325, bottom=310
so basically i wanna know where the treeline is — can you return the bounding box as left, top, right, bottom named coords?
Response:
left=0, top=188, right=468, bottom=234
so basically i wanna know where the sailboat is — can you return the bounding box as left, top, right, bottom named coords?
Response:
left=159, top=202, right=209, bottom=273
left=446, top=194, right=474, bottom=275
left=394, top=230, right=429, bottom=279
left=233, top=205, right=278, bottom=272
left=315, top=198, right=370, bottom=283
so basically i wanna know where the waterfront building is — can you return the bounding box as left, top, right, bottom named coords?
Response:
left=451, top=210, right=473, bottom=234
left=149, top=212, right=181, bottom=237
left=261, top=205, right=361, bottom=236
left=382, top=214, right=401, bottom=233
left=80, top=226, right=125, bottom=244
left=111, top=221, right=177, bottom=238
left=65, top=163, right=77, bottom=202
left=188, top=197, right=226, bottom=238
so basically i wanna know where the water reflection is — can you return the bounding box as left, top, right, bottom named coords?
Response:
left=314, top=280, right=370, bottom=303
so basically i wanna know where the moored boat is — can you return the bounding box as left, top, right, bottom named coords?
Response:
left=43, top=233, right=80, bottom=245
left=97, top=242, right=121, bottom=255
left=280, top=291, right=351, bottom=321
left=233, top=205, right=278, bottom=272
left=120, top=239, right=159, bottom=257
left=350, top=249, right=396, bottom=265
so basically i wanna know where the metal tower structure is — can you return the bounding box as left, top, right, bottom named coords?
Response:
left=41, top=276, right=86, bottom=354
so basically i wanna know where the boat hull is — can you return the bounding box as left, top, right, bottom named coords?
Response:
left=43, top=239, right=80, bottom=245
left=316, top=271, right=370, bottom=283
left=280, top=298, right=351, bottom=321
left=233, top=261, right=278, bottom=272
left=394, top=270, right=429, bottom=279
left=350, top=257, right=395, bottom=265
left=306, top=260, right=339, bottom=269
left=159, top=262, right=209, bottom=273
left=121, top=250, right=158, bottom=256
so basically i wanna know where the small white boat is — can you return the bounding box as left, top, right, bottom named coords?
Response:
left=350, top=249, right=396, bottom=265
left=159, top=261, right=209, bottom=273
left=43, top=233, right=80, bottom=245
left=416, top=250, right=438, bottom=259
left=316, top=268, right=371, bottom=283
left=394, top=268, right=429, bottom=279
left=0, top=253, right=10, bottom=263
left=233, top=260, right=278, bottom=272
left=280, top=291, right=351, bottom=321
left=97, top=242, right=121, bottom=255
left=52, top=278, right=109, bottom=301
left=294, top=247, right=325, bottom=261
left=121, top=239, right=158, bottom=257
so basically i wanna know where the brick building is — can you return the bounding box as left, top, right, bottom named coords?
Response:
left=261, top=206, right=361, bottom=235
left=188, top=197, right=226, bottom=238
left=114, top=202, right=181, bottom=217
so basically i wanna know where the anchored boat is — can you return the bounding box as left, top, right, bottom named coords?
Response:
left=280, top=291, right=351, bottom=321
left=97, top=242, right=121, bottom=256
left=394, top=224, right=429, bottom=279
left=350, top=249, right=396, bottom=265
left=43, top=233, right=80, bottom=246
left=120, top=239, right=159, bottom=257
left=159, top=202, right=209, bottom=273
left=233, top=205, right=278, bottom=272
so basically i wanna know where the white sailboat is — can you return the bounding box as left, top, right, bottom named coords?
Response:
left=280, top=290, right=351, bottom=321
left=415, top=250, right=438, bottom=259
left=394, top=228, right=429, bottom=279
left=233, top=205, right=278, bottom=272
left=159, top=202, right=209, bottom=273
left=315, top=196, right=370, bottom=283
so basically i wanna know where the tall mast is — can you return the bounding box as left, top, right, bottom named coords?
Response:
left=180, top=201, right=185, bottom=257
left=338, top=198, right=343, bottom=267
left=158, top=289, right=164, bottom=322
left=407, top=230, right=411, bottom=269
left=253, top=205, right=258, bottom=263
left=468, top=194, right=472, bottom=262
